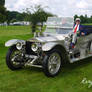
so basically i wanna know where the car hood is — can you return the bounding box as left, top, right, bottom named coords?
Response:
left=28, top=34, right=68, bottom=42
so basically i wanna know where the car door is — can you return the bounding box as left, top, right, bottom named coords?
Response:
left=75, top=34, right=92, bottom=57
left=77, top=34, right=92, bottom=48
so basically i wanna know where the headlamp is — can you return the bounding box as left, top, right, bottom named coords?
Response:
left=31, top=43, right=39, bottom=52
left=16, top=42, right=23, bottom=50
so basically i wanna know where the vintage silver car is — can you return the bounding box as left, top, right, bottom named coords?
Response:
left=5, top=17, right=92, bottom=77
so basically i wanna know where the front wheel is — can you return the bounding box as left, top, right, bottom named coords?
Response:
left=6, top=46, right=24, bottom=70
left=43, top=49, right=62, bottom=77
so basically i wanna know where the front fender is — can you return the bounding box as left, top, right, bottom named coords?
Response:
left=42, top=42, right=65, bottom=51
left=5, top=39, right=25, bottom=47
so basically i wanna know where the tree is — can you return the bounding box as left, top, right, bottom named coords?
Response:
left=74, top=14, right=79, bottom=21
left=80, top=15, right=87, bottom=24
left=0, top=0, right=5, bottom=6
left=16, top=13, right=24, bottom=21
left=74, top=14, right=92, bottom=24
left=84, top=14, right=88, bottom=23
left=25, top=5, right=54, bottom=33
left=90, top=16, right=92, bottom=23
left=6, top=11, right=21, bottom=24
left=0, top=0, right=6, bottom=23
left=37, top=9, right=53, bottom=30
left=6, top=11, right=28, bottom=25
left=0, top=5, right=6, bottom=23
left=22, top=12, right=29, bottom=21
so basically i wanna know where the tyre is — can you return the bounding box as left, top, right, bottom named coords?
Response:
left=6, top=45, right=23, bottom=70
left=43, top=49, right=62, bottom=77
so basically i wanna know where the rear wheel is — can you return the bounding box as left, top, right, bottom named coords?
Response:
left=6, top=46, right=23, bottom=70
left=43, top=49, right=62, bottom=77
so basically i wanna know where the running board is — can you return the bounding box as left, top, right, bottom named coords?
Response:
left=70, top=54, right=92, bottom=63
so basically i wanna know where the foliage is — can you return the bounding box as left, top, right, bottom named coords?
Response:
left=25, top=5, right=54, bottom=33
left=74, top=14, right=92, bottom=24
left=0, top=0, right=5, bottom=6
left=0, top=0, right=6, bottom=23
left=0, top=5, right=6, bottom=23
left=6, top=11, right=27, bottom=25
left=0, top=13, right=6, bottom=23
left=74, top=14, right=78, bottom=21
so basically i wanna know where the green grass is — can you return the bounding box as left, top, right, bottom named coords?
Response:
left=0, top=26, right=92, bottom=92
left=82, top=23, right=92, bottom=25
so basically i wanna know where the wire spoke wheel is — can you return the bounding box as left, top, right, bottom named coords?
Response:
left=43, top=49, right=62, bottom=77
left=48, top=52, right=61, bottom=75
left=6, top=46, right=23, bottom=70
left=10, top=50, right=22, bottom=67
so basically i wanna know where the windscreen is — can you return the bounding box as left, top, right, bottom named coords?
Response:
left=45, top=28, right=72, bottom=34
left=46, top=17, right=74, bottom=28
left=45, top=17, right=74, bottom=34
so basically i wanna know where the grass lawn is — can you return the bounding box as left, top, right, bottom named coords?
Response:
left=0, top=26, right=92, bottom=92
left=83, top=23, right=92, bottom=25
